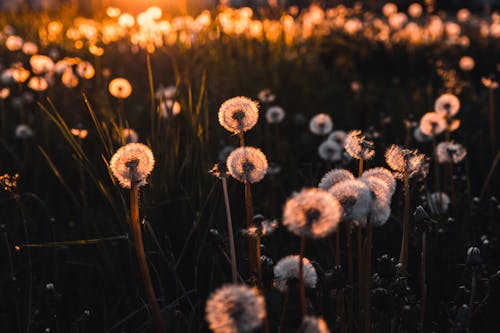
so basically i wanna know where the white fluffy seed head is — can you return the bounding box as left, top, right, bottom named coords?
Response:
left=226, top=147, right=268, bottom=183
left=309, top=113, right=333, bottom=136
left=362, top=167, right=396, bottom=196
left=419, top=112, right=446, bottom=137
left=328, top=179, right=372, bottom=222
left=344, top=130, right=375, bottom=160
left=282, top=188, right=343, bottom=238
left=318, top=169, right=355, bottom=191
left=218, top=96, right=259, bottom=134
left=318, top=140, right=342, bottom=162
left=360, top=176, right=393, bottom=226
left=205, top=284, right=266, bottom=333
left=434, top=93, right=460, bottom=117
left=265, top=106, right=285, bottom=124
left=273, top=255, right=318, bottom=292
left=385, top=145, right=426, bottom=179
left=109, top=143, right=155, bottom=189
left=436, top=141, right=467, bottom=164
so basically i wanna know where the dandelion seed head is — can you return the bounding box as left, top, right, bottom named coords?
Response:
left=273, top=255, right=317, bottom=292
left=318, top=169, right=355, bottom=191
left=434, top=93, right=460, bottom=117
left=155, top=85, right=177, bottom=100
left=29, top=55, right=54, bottom=75
left=318, top=140, right=342, bottom=162
left=22, top=41, right=38, bottom=55
left=427, top=192, right=450, bottom=215
left=108, top=78, right=132, bottom=99
left=419, top=112, right=447, bottom=137
left=76, top=61, right=95, bottom=79
left=362, top=167, right=397, bottom=196
left=309, top=113, right=333, bottom=136
left=28, top=76, right=48, bottom=91
left=360, top=176, right=392, bottom=226
left=159, top=99, right=181, bottom=118
left=257, top=89, right=275, bottom=103
left=328, top=179, right=371, bottom=222
left=436, top=141, right=467, bottom=164
left=344, top=130, right=375, bottom=160
left=282, top=188, right=342, bottom=238
left=385, top=145, right=426, bottom=179
left=218, top=96, right=259, bottom=134
left=328, top=130, right=347, bottom=146
left=205, top=284, right=266, bottom=333
left=5, top=35, right=23, bottom=51
left=299, top=316, right=331, bottom=333
left=408, top=3, right=423, bottom=18
left=265, top=106, right=285, bottom=124
left=15, top=124, right=34, bottom=138
left=459, top=56, right=475, bottom=72
left=0, top=87, right=10, bottom=99
left=109, top=143, right=155, bottom=189
left=226, top=147, right=268, bottom=183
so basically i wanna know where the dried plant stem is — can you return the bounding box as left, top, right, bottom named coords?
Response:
left=420, top=231, right=427, bottom=322
left=221, top=175, right=238, bottom=283
left=130, top=182, right=165, bottom=333
left=244, top=181, right=261, bottom=285
left=364, top=219, right=372, bottom=333
left=346, top=222, right=354, bottom=333
left=488, top=87, right=495, bottom=156
left=357, top=224, right=365, bottom=333
left=298, top=237, right=307, bottom=316
left=400, top=170, right=410, bottom=273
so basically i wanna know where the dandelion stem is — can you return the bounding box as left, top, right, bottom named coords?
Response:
left=335, top=227, right=341, bottom=267
left=239, top=131, right=245, bottom=147
left=278, top=290, right=289, bottom=333
left=469, top=270, right=477, bottom=312
left=488, top=87, right=495, bottom=156
left=357, top=224, right=364, bottom=332
left=400, top=170, right=410, bottom=273
left=358, top=159, right=364, bottom=177
left=364, top=219, right=372, bottom=333
left=244, top=181, right=261, bottom=286
left=221, top=174, right=238, bottom=283
left=346, top=221, right=354, bottom=333
left=298, top=237, right=307, bottom=316
left=420, top=230, right=427, bottom=323
left=130, top=181, right=165, bottom=333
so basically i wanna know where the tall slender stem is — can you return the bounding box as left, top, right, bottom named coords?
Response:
left=130, top=182, right=165, bottom=333
left=244, top=181, right=260, bottom=285
left=278, top=290, right=289, bottom=333
left=358, top=159, right=364, bottom=177
left=346, top=222, right=353, bottom=333
left=364, top=219, right=372, bottom=333
left=357, top=224, right=364, bottom=333
left=400, top=170, right=410, bottom=273
left=488, top=87, right=495, bottom=156
left=420, top=231, right=427, bottom=323
left=221, top=175, right=238, bottom=283
left=298, top=237, right=307, bottom=316
left=335, top=227, right=341, bottom=267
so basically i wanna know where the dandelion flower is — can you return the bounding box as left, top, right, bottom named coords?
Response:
left=109, top=78, right=132, bottom=99
left=15, top=124, right=34, bottom=138
left=205, top=284, right=266, bottom=333
left=419, top=112, right=446, bottom=137
left=459, top=56, right=475, bottom=72
left=218, top=96, right=259, bottom=134
left=344, top=130, right=375, bottom=160
left=362, top=167, right=397, bottom=196
left=29, top=55, right=54, bottom=74
left=436, top=141, right=467, bottom=164
left=109, top=143, right=155, bottom=189
left=274, top=255, right=318, bottom=292
left=299, top=316, right=331, bottom=333
left=318, top=140, right=342, bottom=162
left=328, top=130, right=347, bottom=146
left=309, top=113, right=333, bottom=136
left=385, top=145, right=426, bottom=179
left=427, top=192, right=450, bottom=215
left=434, top=93, right=460, bottom=117
left=318, top=169, right=354, bottom=191
left=360, top=176, right=392, bottom=226
left=265, top=106, right=285, bottom=124
left=257, top=89, right=275, bottom=103
left=282, top=188, right=342, bottom=238
left=328, top=179, right=371, bottom=222
left=159, top=100, right=181, bottom=118
left=27, top=77, right=48, bottom=92
left=226, top=147, right=268, bottom=183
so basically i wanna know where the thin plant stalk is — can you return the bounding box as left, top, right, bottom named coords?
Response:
left=298, top=237, right=307, bottom=316
left=221, top=174, right=238, bottom=283
left=400, top=170, right=410, bottom=273
left=364, top=219, right=372, bottom=333
left=420, top=230, right=427, bottom=322
left=130, top=180, right=165, bottom=333
left=346, top=222, right=354, bottom=333
left=335, top=228, right=341, bottom=267
left=488, top=87, right=495, bottom=156
left=469, top=270, right=477, bottom=312
left=278, top=290, right=289, bottom=333
left=244, top=180, right=261, bottom=286
left=357, top=224, right=364, bottom=333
